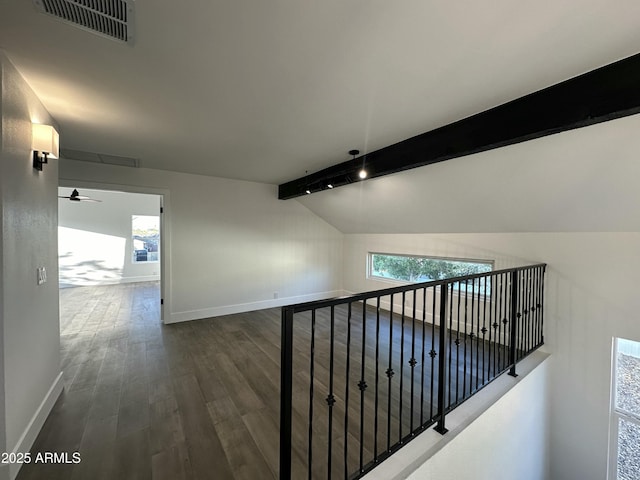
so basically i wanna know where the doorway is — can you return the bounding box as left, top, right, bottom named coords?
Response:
left=57, top=187, right=166, bottom=323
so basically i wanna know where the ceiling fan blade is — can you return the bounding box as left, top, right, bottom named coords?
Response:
left=60, top=189, right=101, bottom=202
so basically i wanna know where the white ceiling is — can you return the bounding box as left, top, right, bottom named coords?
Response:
left=1, top=0, right=639, bottom=186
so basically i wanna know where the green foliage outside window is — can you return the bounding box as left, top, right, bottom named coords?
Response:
left=371, top=253, right=492, bottom=283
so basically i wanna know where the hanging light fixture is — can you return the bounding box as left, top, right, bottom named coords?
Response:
left=304, top=171, right=311, bottom=194
left=350, top=149, right=366, bottom=179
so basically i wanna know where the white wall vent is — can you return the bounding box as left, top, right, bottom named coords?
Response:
left=33, top=0, right=135, bottom=44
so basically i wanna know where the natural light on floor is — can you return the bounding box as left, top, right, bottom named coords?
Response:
left=58, top=226, right=126, bottom=287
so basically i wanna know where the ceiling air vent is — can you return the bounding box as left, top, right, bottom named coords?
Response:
left=33, top=0, right=135, bottom=44
left=61, top=148, right=140, bottom=168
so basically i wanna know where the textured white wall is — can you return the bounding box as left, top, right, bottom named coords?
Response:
left=59, top=160, right=344, bottom=322
left=0, top=52, right=62, bottom=477
left=58, top=188, right=161, bottom=286
left=0, top=52, right=6, bottom=480
left=343, top=232, right=640, bottom=479
left=405, top=357, right=550, bottom=480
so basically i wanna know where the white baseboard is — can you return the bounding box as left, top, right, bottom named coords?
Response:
left=166, top=290, right=522, bottom=347
left=166, top=290, right=344, bottom=324
left=9, top=372, right=64, bottom=480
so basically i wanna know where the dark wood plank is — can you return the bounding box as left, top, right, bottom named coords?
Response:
left=172, top=374, right=235, bottom=479
left=151, top=442, right=191, bottom=480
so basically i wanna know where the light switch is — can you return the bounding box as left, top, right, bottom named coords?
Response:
left=37, top=266, right=47, bottom=285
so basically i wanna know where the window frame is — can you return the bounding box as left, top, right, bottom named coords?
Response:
left=367, top=251, right=494, bottom=285
left=608, top=337, right=640, bottom=480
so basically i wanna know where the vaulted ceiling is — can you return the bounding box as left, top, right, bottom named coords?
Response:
left=1, top=0, right=639, bottom=187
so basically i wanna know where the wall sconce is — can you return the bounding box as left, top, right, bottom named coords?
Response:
left=32, top=123, right=59, bottom=171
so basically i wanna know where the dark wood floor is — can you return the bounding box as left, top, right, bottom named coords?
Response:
left=17, top=283, right=508, bottom=480
left=18, top=283, right=285, bottom=480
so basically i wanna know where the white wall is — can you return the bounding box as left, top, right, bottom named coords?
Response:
left=58, top=188, right=161, bottom=287
left=0, top=52, right=63, bottom=480
left=405, top=355, right=550, bottom=480
left=59, top=159, right=344, bottom=323
left=343, top=232, right=640, bottom=480
left=0, top=52, right=6, bottom=480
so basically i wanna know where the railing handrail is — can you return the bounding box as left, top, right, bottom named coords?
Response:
left=285, top=263, right=547, bottom=313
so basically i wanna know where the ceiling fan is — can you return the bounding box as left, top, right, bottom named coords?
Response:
left=58, top=189, right=102, bottom=202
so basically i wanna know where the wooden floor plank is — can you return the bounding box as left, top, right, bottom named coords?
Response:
left=151, top=442, right=191, bottom=480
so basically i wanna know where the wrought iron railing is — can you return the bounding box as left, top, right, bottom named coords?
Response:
left=280, top=263, right=546, bottom=479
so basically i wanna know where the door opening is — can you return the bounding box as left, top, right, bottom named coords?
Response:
left=57, top=187, right=165, bottom=325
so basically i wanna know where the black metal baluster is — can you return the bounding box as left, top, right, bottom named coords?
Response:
left=399, top=292, right=406, bottom=443
left=530, top=268, right=535, bottom=351
left=358, top=300, right=367, bottom=474
left=509, top=270, right=527, bottom=356
left=435, top=283, right=449, bottom=434
left=537, top=267, right=543, bottom=345
left=515, top=271, right=520, bottom=360
left=409, top=289, right=417, bottom=434
left=495, top=275, right=501, bottom=373
left=540, top=265, right=547, bottom=344
left=507, top=273, right=513, bottom=367
left=532, top=267, right=540, bottom=347
left=521, top=270, right=527, bottom=358
left=481, top=274, right=488, bottom=385
left=527, top=268, right=533, bottom=355
left=455, top=283, right=461, bottom=404
left=420, top=287, right=427, bottom=426
left=493, top=274, right=504, bottom=377
left=531, top=268, right=537, bottom=348
left=519, top=270, right=525, bottom=357
left=462, top=279, right=468, bottom=399
left=327, top=305, right=336, bottom=480
left=509, top=271, right=519, bottom=377
left=448, top=283, right=454, bottom=407
left=308, top=309, right=316, bottom=480
left=491, top=275, right=497, bottom=377
left=374, top=296, right=381, bottom=463
left=386, top=295, right=394, bottom=452
left=504, top=272, right=511, bottom=371
left=429, top=286, right=437, bottom=421
left=488, top=273, right=495, bottom=381
left=495, top=273, right=508, bottom=375
left=280, top=307, right=294, bottom=480
left=520, top=270, right=526, bottom=358
left=517, top=271, right=523, bottom=359
left=503, top=273, right=510, bottom=372
left=472, top=277, right=479, bottom=392
left=344, top=303, right=352, bottom=479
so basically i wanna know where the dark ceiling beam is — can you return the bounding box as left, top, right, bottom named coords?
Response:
left=278, top=52, right=640, bottom=200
